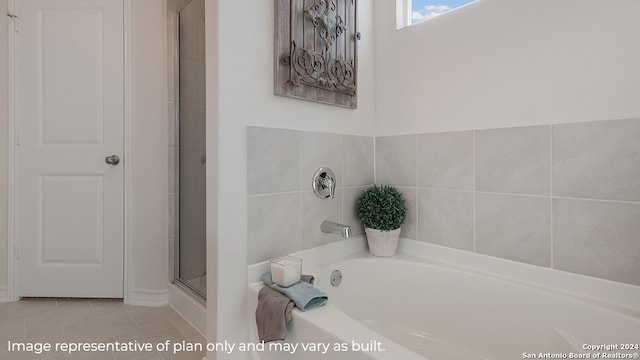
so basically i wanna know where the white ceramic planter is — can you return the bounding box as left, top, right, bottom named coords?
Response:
left=365, top=227, right=401, bottom=257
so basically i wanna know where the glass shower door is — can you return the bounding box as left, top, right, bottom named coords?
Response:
left=175, top=0, right=206, bottom=300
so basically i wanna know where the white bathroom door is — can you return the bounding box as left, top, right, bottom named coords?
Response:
left=16, top=0, right=125, bottom=297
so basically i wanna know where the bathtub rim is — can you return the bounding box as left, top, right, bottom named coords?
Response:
left=249, top=237, right=640, bottom=316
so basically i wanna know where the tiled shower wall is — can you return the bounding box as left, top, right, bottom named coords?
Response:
left=377, top=118, right=640, bottom=286
left=246, top=127, right=374, bottom=264
left=247, top=118, right=640, bottom=287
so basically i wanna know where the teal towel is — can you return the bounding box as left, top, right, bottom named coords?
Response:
left=260, top=273, right=328, bottom=311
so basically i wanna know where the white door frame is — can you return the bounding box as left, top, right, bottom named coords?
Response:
left=6, top=0, right=135, bottom=302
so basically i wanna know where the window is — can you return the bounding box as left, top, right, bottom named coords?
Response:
left=411, top=0, right=476, bottom=25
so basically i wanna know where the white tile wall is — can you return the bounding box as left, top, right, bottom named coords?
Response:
left=380, top=118, right=640, bottom=286
left=476, top=193, right=551, bottom=267
left=247, top=127, right=300, bottom=195
left=375, top=135, right=417, bottom=187
left=476, top=125, right=551, bottom=195
left=301, top=131, right=343, bottom=189
left=342, top=186, right=368, bottom=237
left=418, top=189, right=474, bottom=251
left=248, top=193, right=301, bottom=264
left=553, top=198, right=640, bottom=286
left=397, top=186, right=418, bottom=240
left=343, top=135, right=374, bottom=187
left=247, top=127, right=374, bottom=263
left=247, top=118, right=640, bottom=286
left=553, top=118, right=640, bottom=202
left=418, top=131, right=474, bottom=191
left=301, top=190, right=343, bottom=250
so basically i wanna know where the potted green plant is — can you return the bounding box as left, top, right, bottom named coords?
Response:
left=355, top=185, right=407, bottom=257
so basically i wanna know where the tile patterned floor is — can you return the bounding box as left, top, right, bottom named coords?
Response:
left=0, top=299, right=205, bottom=360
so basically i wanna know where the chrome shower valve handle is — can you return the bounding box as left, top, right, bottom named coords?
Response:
left=312, top=167, right=336, bottom=199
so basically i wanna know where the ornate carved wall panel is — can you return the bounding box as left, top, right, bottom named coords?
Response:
left=275, top=0, right=359, bottom=108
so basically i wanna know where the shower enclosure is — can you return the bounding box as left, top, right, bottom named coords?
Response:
left=171, top=0, right=206, bottom=300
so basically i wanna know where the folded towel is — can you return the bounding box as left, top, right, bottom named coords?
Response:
left=260, top=273, right=328, bottom=311
left=255, top=286, right=294, bottom=342
left=255, top=275, right=318, bottom=342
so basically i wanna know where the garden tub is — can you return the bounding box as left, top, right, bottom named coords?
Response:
left=248, top=238, right=640, bottom=359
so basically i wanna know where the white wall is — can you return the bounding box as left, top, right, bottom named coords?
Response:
left=375, top=0, right=640, bottom=135
left=0, top=0, right=9, bottom=294
left=208, top=3, right=640, bottom=356
left=205, top=0, right=219, bottom=349
left=130, top=0, right=169, bottom=296
left=207, top=0, right=376, bottom=358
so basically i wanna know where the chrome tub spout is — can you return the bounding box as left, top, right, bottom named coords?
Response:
left=320, top=220, right=351, bottom=239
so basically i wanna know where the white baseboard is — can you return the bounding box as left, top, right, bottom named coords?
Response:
left=128, top=288, right=170, bottom=307
left=0, top=287, right=169, bottom=306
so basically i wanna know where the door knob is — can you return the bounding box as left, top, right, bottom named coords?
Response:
left=105, top=155, right=120, bottom=165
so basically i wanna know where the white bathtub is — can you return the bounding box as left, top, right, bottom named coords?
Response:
left=248, top=238, right=640, bottom=360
